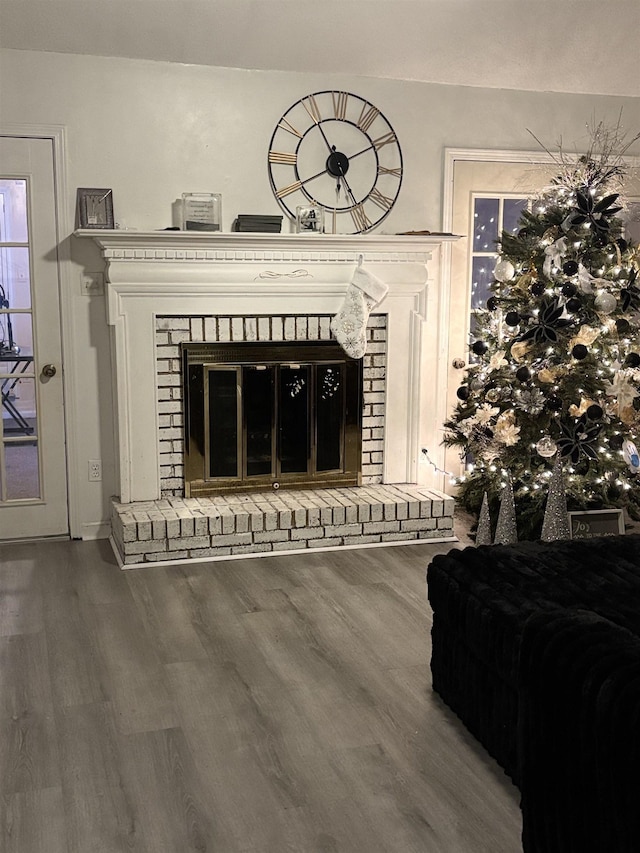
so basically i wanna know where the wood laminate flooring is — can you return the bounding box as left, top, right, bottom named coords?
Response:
left=0, top=530, right=522, bottom=852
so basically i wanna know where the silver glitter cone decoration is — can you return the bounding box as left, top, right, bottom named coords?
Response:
left=541, top=456, right=571, bottom=541
left=494, top=477, right=518, bottom=544
left=476, top=492, right=492, bottom=546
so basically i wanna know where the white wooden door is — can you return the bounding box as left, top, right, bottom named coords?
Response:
left=444, top=158, right=557, bottom=481
left=0, top=136, right=68, bottom=539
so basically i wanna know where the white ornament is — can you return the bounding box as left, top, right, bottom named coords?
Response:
left=536, top=436, right=558, bottom=458
left=623, top=439, right=640, bottom=473
left=493, top=259, right=515, bottom=282
left=543, top=237, right=568, bottom=278
left=577, top=263, right=594, bottom=294
left=594, top=292, right=617, bottom=314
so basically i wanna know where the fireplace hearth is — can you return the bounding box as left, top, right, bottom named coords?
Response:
left=183, top=340, right=363, bottom=495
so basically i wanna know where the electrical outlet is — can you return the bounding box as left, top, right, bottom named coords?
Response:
left=88, top=459, right=102, bottom=481
left=81, top=272, right=104, bottom=296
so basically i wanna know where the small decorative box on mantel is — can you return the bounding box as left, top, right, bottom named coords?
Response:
left=181, top=193, right=222, bottom=231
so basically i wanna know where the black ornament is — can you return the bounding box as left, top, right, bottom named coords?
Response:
left=456, top=386, right=470, bottom=401
left=621, top=269, right=640, bottom=312
left=586, top=404, right=603, bottom=420
left=504, top=311, right=520, bottom=327
left=617, top=238, right=629, bottom=252
left=471, top=340, right=488, bottom=356
left=515, top=366, right=531, bottom=382
left=566, top=297, right=582, bottom=313
left=517, top=297, right=573, bottom=345
left=562, top=260, right=579, bottom=276
left=546, top=396, right=563, bottom=412
left=517, top=228, right=529, bottom=239
left=625, top=352, right=640, bottom=368
left=531, top=282, right=546, bottom=297
left=557, top=414, right=602, bottom=463
left=564, top=190, right=622, bottom=235
left=616, top=318, right=631, bottom=335
left=572, top=344, right=588, bottom=360
left=561, top=282, right=577, bottom=297
left=486, top=296, right=499, bottom=311
left=610, top=434, right=624, bottom=450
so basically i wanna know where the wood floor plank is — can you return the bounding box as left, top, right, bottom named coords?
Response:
left=166, top=568, right=288, bottom=692
left=41, top=590, right=107, bottom=708
left=126, top=567, right=209, bottom=664
left=1, top=786, right=67, bottom=853
left=0, top=560, right=43, bottom=637
left=55, top=701, right=148, bottom=853
left=0, top=633, right=61, bottom=795
left=116, top=726, right=229, bottom=853
left=89, top=603, right=178, bottom=734
left=165, top=657, right=385, bottom=850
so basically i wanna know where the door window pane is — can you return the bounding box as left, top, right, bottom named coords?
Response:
left=1, top=312, right=32, bottom=356
left=0, top=180, right=28, bottom=243
left=280, top=366, right=309, bottom=474
left=503, top=198, right=528, bottom=235
left=473, top=198, right=499, bottom=251
left=471, top=256, right=497, bottom=310
left=2, top=374, right=36, bottom=436
left=244, top=367, right=273, bottom=477
left=4, top=441, right=40, bottom=499
left=0, top=247, right=31, bottom=310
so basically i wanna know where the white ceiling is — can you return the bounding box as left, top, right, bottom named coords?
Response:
left=1, top=0, right=639, bottom=98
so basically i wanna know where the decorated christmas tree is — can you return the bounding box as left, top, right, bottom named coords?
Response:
left=444, top=123, right=640, bottom=540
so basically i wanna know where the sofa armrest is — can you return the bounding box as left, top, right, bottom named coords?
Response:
left=518, top=608, right=640, bottom=853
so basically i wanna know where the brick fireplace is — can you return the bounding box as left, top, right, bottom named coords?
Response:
left=81, top=231, right=458, bottom=565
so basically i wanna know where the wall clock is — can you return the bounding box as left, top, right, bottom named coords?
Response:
left=268, top=91, right=403, bottom=234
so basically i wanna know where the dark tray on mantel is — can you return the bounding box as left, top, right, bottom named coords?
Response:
left=233, top=214, right=283, bottom=233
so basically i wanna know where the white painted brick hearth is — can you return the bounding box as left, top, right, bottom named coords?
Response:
left=111, top=484, right=455, bottom=567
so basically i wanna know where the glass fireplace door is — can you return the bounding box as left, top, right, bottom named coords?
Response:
left=185, top=341, right=362, bottom=496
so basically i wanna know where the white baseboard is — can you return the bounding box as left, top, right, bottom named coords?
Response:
left=80, top=521, right=111, bottom=540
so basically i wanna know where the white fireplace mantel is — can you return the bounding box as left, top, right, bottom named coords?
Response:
left=77, top=231, right=458, bottom=504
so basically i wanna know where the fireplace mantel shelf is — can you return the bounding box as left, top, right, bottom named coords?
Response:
left=74, top=229, right=459, bottom=259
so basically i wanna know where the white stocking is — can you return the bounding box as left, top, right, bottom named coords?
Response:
left=330, top=263, right=389, bottom=359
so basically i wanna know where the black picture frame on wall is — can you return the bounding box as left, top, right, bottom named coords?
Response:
left=77, top=188, right=114, bottom=229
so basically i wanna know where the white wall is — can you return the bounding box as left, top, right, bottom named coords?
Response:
left=1, top=48, right=639, bottom=537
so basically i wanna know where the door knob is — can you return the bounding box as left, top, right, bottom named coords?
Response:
left=452, top=358, right=466, bottom=369
left=42, top=363, right=57, bottom=378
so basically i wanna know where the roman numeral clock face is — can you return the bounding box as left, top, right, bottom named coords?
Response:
left=268, top=91, right=403, bottom=234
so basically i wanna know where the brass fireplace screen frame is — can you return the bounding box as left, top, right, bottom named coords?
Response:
left=182, top=341, right=363, bottom=496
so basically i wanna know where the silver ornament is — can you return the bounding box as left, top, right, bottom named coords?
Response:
left=519, top=388, right=546, bottom=415
left=494, top=259, right=515, bottom=283
left=486, top=388, right=501, bottom=402
left=536, top=436, right=558, bottom=458
left=594, top=292, right=617, bottom=314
